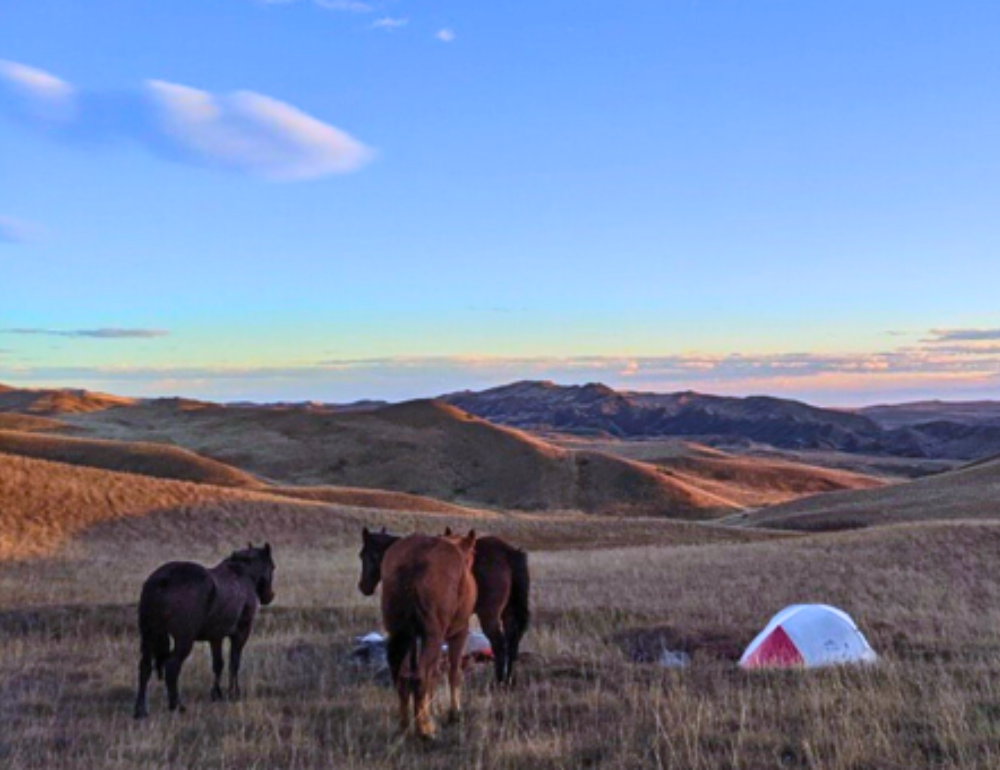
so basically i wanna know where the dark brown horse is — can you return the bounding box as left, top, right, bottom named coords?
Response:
left=367, top=530, right=477, bottom=739
left=444, top=527, right=530, bottom=686
left=133, top=543, right=275, bottom=719
left=359, top=527, right=531, bottom=686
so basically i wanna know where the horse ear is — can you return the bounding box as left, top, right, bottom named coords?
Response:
left=362, top=527, right=370, bottom=540
left=463, top=530, right=476, bottom=548
left=380, top=526, right=387, bottom=534
left=247, top=541, right=253, bottom=550
left=444, top=526, right=453, bottom=536
left=264, top=542, right=272, bottom=557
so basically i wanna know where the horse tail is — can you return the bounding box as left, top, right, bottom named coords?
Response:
left=138, top=574, right=184, bottom=680
left=507, top=548, right=531, bottom=635
left=138, top=607, right=172, bottom=680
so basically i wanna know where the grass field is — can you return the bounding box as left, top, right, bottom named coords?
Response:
left=5, top=493, right=1000, bottom=768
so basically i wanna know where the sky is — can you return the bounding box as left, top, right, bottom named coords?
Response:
left=2, top=0, right=1000, bottom=406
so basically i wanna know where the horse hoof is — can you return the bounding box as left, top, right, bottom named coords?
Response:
left=133, top=709, right=148, bottom=720
left=446, top=710, right=463, bottom=726
left=210, top=688, right=224, bottom=702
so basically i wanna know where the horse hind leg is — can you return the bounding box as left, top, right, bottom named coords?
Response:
left=502, top=606, right=526, bottom=686
left=414, top=634, right=443, bottom=740
left=210, top=639, right=225, bottom=702
left=165, top=637, right=194, bottom=713
left=480, top=615, right=509, bottom=686
left=134, top=642, right=154, bottom=719
left=445, top=629, right=469, bottom=724
left=386, top=631, right=415, bottom=735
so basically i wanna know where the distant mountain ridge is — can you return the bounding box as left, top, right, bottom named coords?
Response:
left=3, top=380, right=1000, bottom=461
left=442, top=381, right=1000, bottom=460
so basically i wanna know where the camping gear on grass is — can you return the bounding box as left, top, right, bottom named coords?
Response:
left=351, top=630, right=493, bottom=668
left=739, top=604, right=877, bottom=670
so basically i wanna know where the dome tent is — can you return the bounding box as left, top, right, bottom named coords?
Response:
left=739, top=604, right=877, bottom=670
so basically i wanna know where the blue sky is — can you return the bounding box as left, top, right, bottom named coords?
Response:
left=2, top=0, right=1000, bottom=405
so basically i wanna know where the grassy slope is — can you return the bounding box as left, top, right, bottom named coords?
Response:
left=0, top=430, right=268, bottom=489
left=552, top=436, right=887, bottom=507
left=0, top=414, right=73, bottom=433
left=2, top=499, right=1000, bottom=767
left=739, top=455, right=1000, bottom=531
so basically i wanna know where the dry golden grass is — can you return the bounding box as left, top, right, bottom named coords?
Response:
left=0, top=430, right=268, bottom=489
left=5, top=387, right=1000, bottom=767
left=554, top=436, right=886, bottom=507
left=739, top=455, right=1000, bottom=531
left=0, top=414, right=72, bottom=433
left=4, top=502, right=1000, bottom=768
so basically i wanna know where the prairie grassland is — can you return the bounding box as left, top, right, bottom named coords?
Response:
left=4, top=504, right=1000, bottom=769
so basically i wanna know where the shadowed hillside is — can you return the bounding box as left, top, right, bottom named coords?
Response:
left=737, top=455, right=1000, bottom=532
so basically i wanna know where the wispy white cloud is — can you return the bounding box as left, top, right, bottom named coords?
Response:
left=1, top=328, right=170, bottom=339
left=372, top=17, right=408, bottom=30
left=0, top=60, right=76, bottom=127
left=145, top=81, right=374, bottom=179
left=0, top=60, right=374, bottom=181
left=436, top=28, right=456, bottom=43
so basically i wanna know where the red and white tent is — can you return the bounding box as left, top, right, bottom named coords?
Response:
left=739, top=604, right=877, bottom=670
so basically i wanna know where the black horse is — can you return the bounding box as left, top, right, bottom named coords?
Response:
left=134, top=543, right=275, bottom=718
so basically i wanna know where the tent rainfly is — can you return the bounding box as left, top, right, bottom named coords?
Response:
left=739, top=604, right=877, bottom=670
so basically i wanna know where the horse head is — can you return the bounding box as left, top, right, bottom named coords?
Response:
left=230, top=542, right=276, bottom=605
left=358, top=527, right=399, bottom=596
left=453, top=529, right=477, bottom=569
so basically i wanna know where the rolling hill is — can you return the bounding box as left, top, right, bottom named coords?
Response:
left=59, top=397, right=745, bottom=518
left=0, top=385, right=136, bottom=415
left=0, top=452, right=781, bottom=560
left=0, top=429, right=268, bottom=488
left=735, top=454, right=1000, bottom=532
left=0, top=383, right=891, bottom=519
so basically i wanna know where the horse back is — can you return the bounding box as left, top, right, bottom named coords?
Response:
left=139, top=562, right=216, bottom=639
left=381, top=535, right=476, bottom=635
left=471, top=537, right=529, bottom=629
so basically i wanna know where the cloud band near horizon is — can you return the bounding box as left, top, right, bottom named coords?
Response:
left=1, top=328, right=170, bottom=339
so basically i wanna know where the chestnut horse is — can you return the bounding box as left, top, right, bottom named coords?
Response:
left=359, top=527, right=531, bottom=686
left=362, top=529, right=477, bottom=738
left=134, top=543, right=275, bottom=719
